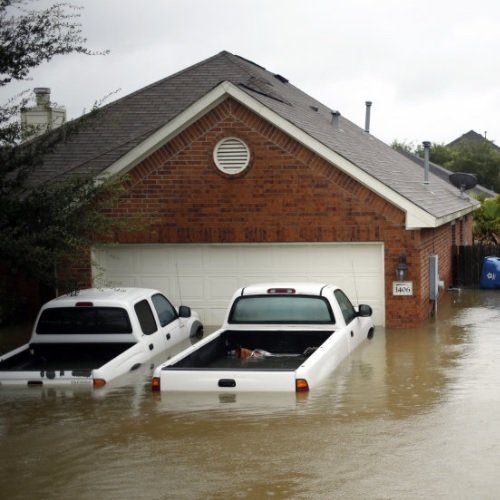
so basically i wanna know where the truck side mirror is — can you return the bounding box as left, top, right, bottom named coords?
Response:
left=357, top=304, right=373, bottom=317
left=178, top=305, right=192, bottom=318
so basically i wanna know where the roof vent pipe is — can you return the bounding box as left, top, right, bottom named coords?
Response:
left=331, top=110, right=341, bottom=128
left=423, top=141, right=431, bottom=184
left=364, top=101, right=372, bottom=133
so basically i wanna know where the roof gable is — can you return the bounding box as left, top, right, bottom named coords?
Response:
left=33, top=51, right=478, bottom=229
left=447, top=130, right=500, bottom=151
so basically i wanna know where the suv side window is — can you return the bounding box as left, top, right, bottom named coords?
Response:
left=334, top=289, right=357, bottom=325
left=134, top=299, right=158, bottom=335
left=151, top=293, right=178, bottom=327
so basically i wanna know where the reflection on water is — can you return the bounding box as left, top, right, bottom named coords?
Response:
left=1, top=289, right=500, bottom=499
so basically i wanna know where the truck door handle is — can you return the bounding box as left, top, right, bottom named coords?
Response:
left=350, top=331, right=354, bottom=337
left=218, top=378, right=236, bottom=388
left=166, top=333, right=171, bottom=340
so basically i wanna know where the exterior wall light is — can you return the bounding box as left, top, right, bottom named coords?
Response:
left=396, top=255, right=408, bottom=281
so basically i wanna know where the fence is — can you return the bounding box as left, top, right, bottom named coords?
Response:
left=452, top=244, right=500, bottom=287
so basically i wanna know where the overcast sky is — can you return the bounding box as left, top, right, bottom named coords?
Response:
left=3, top=0, right=500, bottom=146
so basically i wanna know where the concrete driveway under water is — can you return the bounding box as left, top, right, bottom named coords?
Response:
left=0, top=288, right=499, bottom=499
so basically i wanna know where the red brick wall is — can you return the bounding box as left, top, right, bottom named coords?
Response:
left=63, top=98, right=467, bottom=327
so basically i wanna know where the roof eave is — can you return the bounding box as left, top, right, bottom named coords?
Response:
left=102, top=81, right=471, bottom=229
left=411, top=203, right=478, bottom=230
left=101, top=83, right=231, bottom=177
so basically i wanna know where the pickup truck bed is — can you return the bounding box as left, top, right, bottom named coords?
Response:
left=153, top=282, right=374, bottom=393
left=0, top=343, right=135, bottom=373
left=165, top=329, right=331, bottom=370
left=0, top=287, right=202, bottom=388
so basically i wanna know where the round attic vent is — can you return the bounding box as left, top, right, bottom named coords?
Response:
left=213, top=137, right=250, bottom=175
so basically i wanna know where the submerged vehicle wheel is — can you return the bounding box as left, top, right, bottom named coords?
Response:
left=190, top=322, right=204, bottom=339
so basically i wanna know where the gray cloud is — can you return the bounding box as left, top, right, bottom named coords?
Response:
left=2, top=0, right=500, bottom=145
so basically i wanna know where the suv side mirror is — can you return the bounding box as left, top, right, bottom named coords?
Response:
left=358, top=304, right=373, bottom=317
left=178, top=305, right=191, bottom=318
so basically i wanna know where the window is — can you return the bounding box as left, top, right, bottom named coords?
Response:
left=134, top=300, right=158, bottom=335
left=334, top=289, right=357, bottom=325
left=151, top=293, right=177, bottom=326
left=229, top=295, right=334, bottom=324
left=36, top=307, right=132, bottom=334
left=213, top=137, right=250, bottom=175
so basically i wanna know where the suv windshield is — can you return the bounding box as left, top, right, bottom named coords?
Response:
left=229, top=295, right=335, bottom=324
left=37, top=307, right=132, bottom=334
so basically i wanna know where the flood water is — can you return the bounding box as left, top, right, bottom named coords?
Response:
left=1, top=289, right=499, bottom=499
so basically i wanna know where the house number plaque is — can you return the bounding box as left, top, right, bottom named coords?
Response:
left=392, top=281, right=413, bottom=296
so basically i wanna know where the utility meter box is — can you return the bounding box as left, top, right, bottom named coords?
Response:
left=429, top=255, right=439, bottom=300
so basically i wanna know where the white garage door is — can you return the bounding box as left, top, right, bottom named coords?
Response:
left=92, top=243, right=385, bottom=326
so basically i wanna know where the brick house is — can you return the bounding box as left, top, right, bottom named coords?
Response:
left=32, top=51, right=477, bottom=327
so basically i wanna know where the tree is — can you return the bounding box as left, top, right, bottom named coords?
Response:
left=446, top=140, right=500, bottom=193
left=392, top=139, right=500, bottom=193
left=0, top=1, right=121, bottom=321
left=473, top=195, right=500, bottom=245
left=0, top=1, right=107, bottom=85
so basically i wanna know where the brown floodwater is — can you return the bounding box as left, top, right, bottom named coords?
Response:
left=1, top=289, right=499, bottom=499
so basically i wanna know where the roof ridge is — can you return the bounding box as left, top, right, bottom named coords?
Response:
left=216, top=52, right=273, bottom=85
left=83, top=51, right=233, bottom=117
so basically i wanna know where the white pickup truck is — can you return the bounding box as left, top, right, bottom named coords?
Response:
left=0, top=288, right=202, bottom=388
left=152, top=283, right=374, bottom=393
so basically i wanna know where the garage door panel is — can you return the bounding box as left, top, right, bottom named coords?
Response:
left=96, top=250, right=133, bottom=274
left=102, top=275, right=137, bottom=287
left=274, top=249, right=316, bottom=271
left=93, top=244, right=385, bottom=326
left=175, top=247, right=204, bottom=272
left=136, top=276, right=173, bottom=294
left=133, top=248, right=169, bottom=273
left=240, top=275, right=287, bottom=284
left=239, top=247, right=276, bottom=270
left=175, top=276, right=205, bottom=301
left=207, top=276, right=241, bottom=300
left=203, top=247, right=241, bottom=271
left=204, top=308, right=229, bottom=326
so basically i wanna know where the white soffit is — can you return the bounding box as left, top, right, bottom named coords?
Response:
left=102, top=81, right=454, bottom=229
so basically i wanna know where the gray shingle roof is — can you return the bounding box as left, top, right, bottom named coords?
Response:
left=447, top=130, right=500, bottom=150
left=32, top=50, right=478, bottom=221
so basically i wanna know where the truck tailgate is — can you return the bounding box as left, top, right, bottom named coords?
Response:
left=0, top=370, right=93, bottom=387
left=0, top=342, right=135, bottom=387
left=160, top=368, right=297, bottom=392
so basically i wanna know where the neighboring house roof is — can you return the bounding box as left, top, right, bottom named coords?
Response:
left=447, top=129, right=500, bottom=150
left=397, top=148, right=497, bottom=199
left=32, top=51, right=478, bottom=229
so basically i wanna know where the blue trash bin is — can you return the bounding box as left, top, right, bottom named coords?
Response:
left=480, top=256, right=500, bottom=289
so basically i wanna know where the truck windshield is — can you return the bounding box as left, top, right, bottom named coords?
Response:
left=229, top=295, right=335, bottom=324
left=36, top=307, right=132, bottom=334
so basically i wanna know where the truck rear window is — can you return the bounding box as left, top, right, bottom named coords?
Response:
left=229, top=295, right=335, bottom=324
left=36, top=307, right=132, bottom=334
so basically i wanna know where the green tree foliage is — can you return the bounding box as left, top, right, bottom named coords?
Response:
left=392, top=138, right=500, bottom=193
left=390, top=139, right=416, bottom=153
left=0, top=0, right=107, bottom=86
left=392, top=137, right=500, bottom=245
left=427, top=143, right=456, bottom=169
left=473, top=195, right=500, bottom=245
left=443, top=141, right=500, bottom=193
left=0, top=1, right=122, bottom=319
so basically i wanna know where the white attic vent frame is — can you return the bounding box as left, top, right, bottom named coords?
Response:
left=213, top=137, right=250, bottom=175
